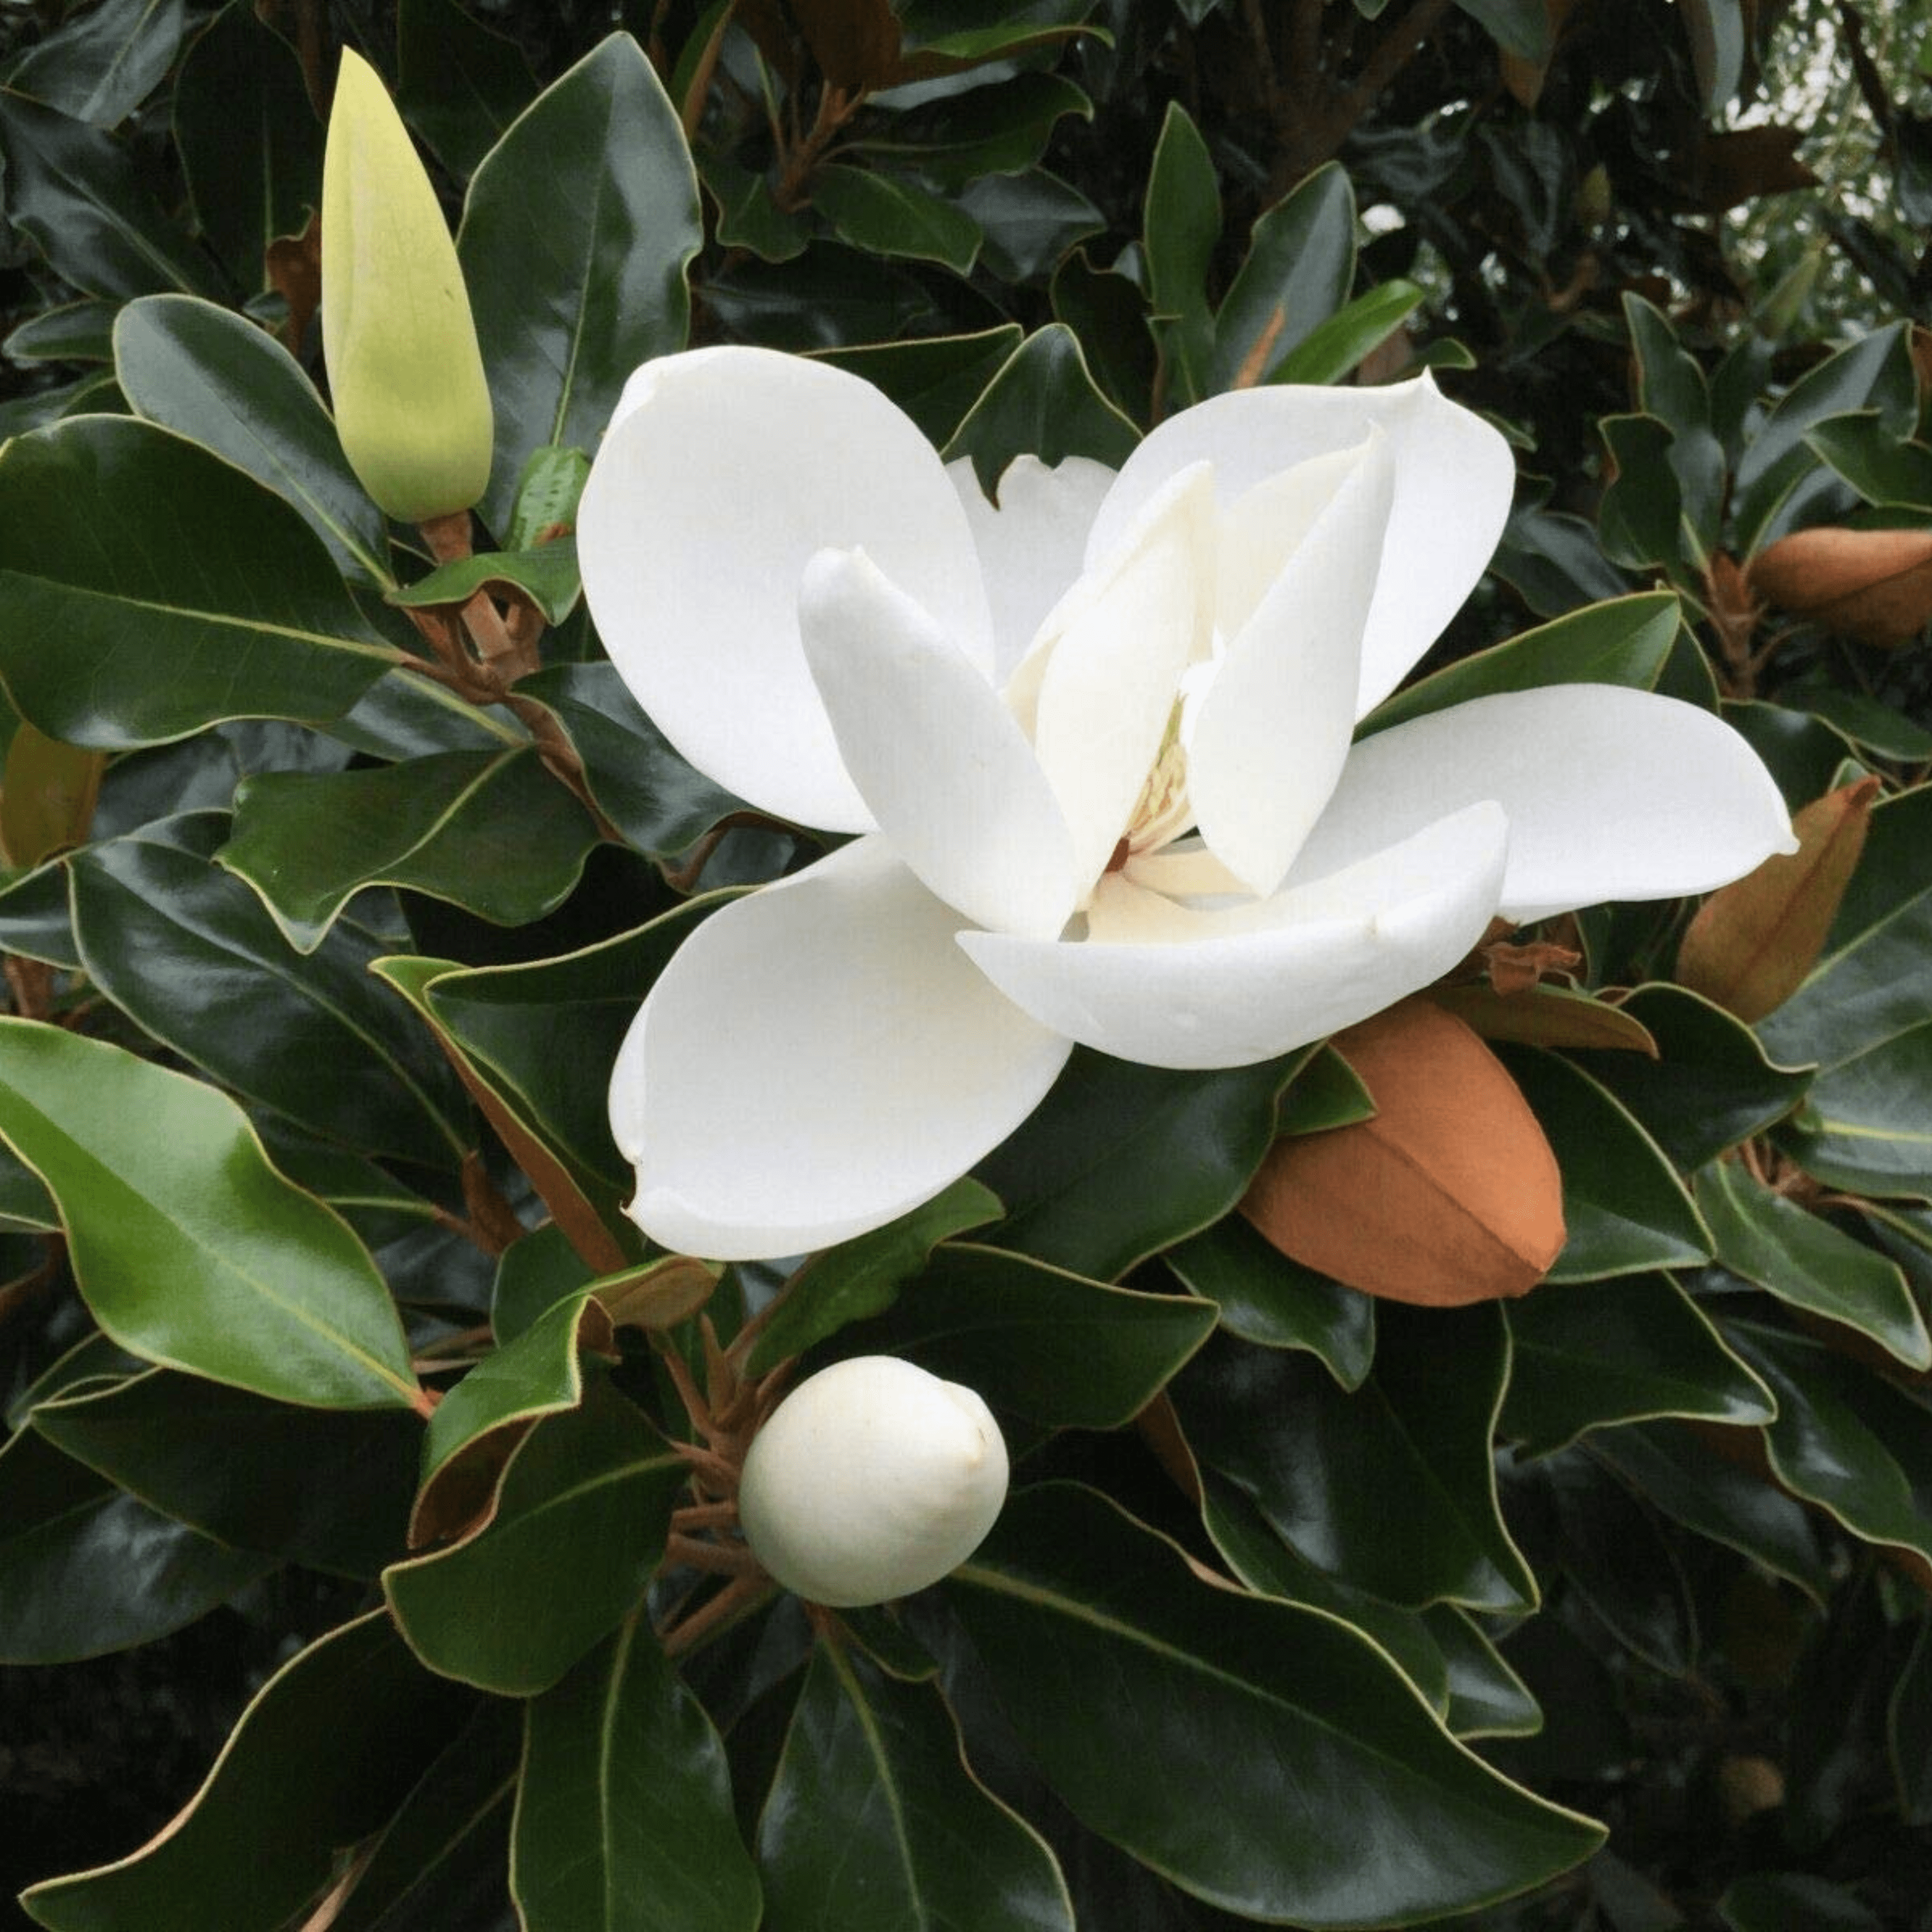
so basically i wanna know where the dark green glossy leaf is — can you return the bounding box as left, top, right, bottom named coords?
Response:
left=493, top=1222, right=596, bottom=1344
left=1734, top=323, right=1915, bottom=554
left=705, top=243, right=937, bottom=352
left=1267, top=279, right=1425, bottom=387
left=1782, top=1026, right=1932, bottom=1198
left=1503, top=1271, right=1773, bottom=1455
left=1593, top=1419, right=1831, bottom=1603
left=959, top=169, right=1102, bottom=283
left=895, top=0, right=1104, bottom=74
left=397, top=0, right=538, bottom=176
left=70, top=814, right=471, bottom=1166
left=0, top=858, right=78, bottom=971
left=0, top=89, right=223, bottom=298
left=0, top=1426, right=271, bottom=1663
left=946, top=1484, right=1601, bottom=1925
left=459, top=33, right=701, bottom=537
left=219, top=747, right=600, bottom=951
left=514, top=1614, right=760, bottom=1932
left=514, top=662, right=746, bottom=862
left=329, top=1701, right=519, bottom=1932
left=747, top=1179, right=1002, bottom=1374
left=1050, top=247, right=1153, bottom=421
left=1891, top=1613, right=1932, bottom=1826
left=507, top=444, right=591, bottom=551
left=1580, top=983, right=1811, bottom=1171
left=173, top=1, right=321, bottom=289
left=824, top=1243, right=1216, bottom=1430
left=1427, top=1605, right=1542, bottom=1739
left=1500, top=1046, right=1712, bottom=1281
left=1697, top=1159, right=1929, bottom=1365
left=1807, top=412, right=1932, bottom=510
left=974, top=1046, right=1297, bottom=1281
left=1791, top=685, right=1932, bottom=762
left=0, top=416, right=397, bottom=749
left=815, top=326, right=1025, bottom=448
left=1199, top=1472, right=1452, bottom=1716
left=1529, top=1448, right=1697, bottom=1675
left=114, top=294, right=391, bottom=587
left=19, top=1610, right=471, bottom=1932
left=1141, top=101, right=1218, bottom=409
left=1598, top=414, right=1687, bottom=574
left=30, top=1365, right=420, bottom=1577
left=813, top=164, right=981, bottom=274
left=0, top=1020, right=421, bottom=1409
left=1624, top=293, right=1724, bottom=548
left=8, top=0, right=187, bottom=127
left=413, top=1286, right=617, bottom=1546
left=1163, top=1213, right=1375, bottom=1388
left=758, top=1640, right=1071, bottom=1932
left=2, top=297, right=117, bottom=362
left=385, top=1376, right=683, bottom=1694
left=1727, top=1322, right=1932, bottom=1570
left=943, top=325, right=1138, bottom=496
left=1364, top=591, right=1681, bottom=735
left=1493, top=498, right=1638, bottom=622
left=1210, top=161, right=1353, bottom=393
left=851, top=71, right=1091, bottom=188
left=1277, top=1042, right=1376, bottom=1133
left=1456, top=0, right=1551, bottom=56
left=1173, top=1309, right=1535, bottom=1611
left=1717, top=1872, right=1885, bottom=1932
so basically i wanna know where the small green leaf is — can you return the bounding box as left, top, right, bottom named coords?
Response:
left=813, top=164, right=982, bottom=274
left=1697, top=1160, right=1929, bottom=1366
left=958, top=168, right=1103, bottom=282
left=1428, top=1605, right=1542, bottom=1739
left=220, top=748, right=600, bottom=951
left=757, top=1641, right=1072, bottom=1931
left=1267, top=279, right=1425, bottom=388
left=747, top=1179, right=1002, bottom=1373
left=942, top=325, right=1138, bottom=496
left=513, top=1616, right=761, bottom=1932
left=1164, top=1214, right=1375, bottom=1388
left=823, top=1243, right=1217, bottom=1430
left=1141, top=101, right=1219, bottom=409
left=506, top=444, right=591, bottom=551
left=0, top=1021, right=421, bottom=1410
left=1504, top=1271, right=1776, bottom=1454
left=391, top=541, right=582, bottom=625
left=20, top=1611, right=471, bottom=1932
left=1782, top=1026, right=1932, bottom=1198
left=385, top=1376, right=684, bottom=1694
left=1500, top=1047, right=1713, bottom=1281
left=8, top=0, right=188, bottom=128
left=946, top=1484, right=1602, bottom=1925
left=1210, top=162, right=1354, bottom=393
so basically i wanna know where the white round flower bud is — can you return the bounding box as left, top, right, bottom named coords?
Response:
left=737, top=1356, right=1008, bottom=1608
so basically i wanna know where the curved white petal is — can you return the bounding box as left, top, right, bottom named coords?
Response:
left=799, top=548, right=1078, bottom=938
left=1085, top=375, right=1514, bottom=716
left=609, top=840, right=1071, bottom=1261
left=579, top=347, right=993, bottom=832
left=1030, top=464, right=1213, bottom=890
left=949, top=453, right=1116, bottom=688
left=1291, top=686, right=1798, bottom=923
left=1188, top=431, right=1394, bottom=897
left=958, top=803, right=1508, bottom=1070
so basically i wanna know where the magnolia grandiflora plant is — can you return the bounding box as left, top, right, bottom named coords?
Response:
left=320, top=48, right=492, bottom=526
left=579, top=347, right=1796, bottom=1262
left=737, top=1357, right=1009, bottom=1607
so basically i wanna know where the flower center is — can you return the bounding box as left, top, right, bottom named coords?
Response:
left=1119, top=694, right=1195, bottom=867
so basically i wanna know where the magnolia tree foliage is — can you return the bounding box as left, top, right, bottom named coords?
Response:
left=3, top=1, right=1932, bottom=1929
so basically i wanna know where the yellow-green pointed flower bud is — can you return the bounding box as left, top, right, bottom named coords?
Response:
left=322, top=48, right=493, bottom=523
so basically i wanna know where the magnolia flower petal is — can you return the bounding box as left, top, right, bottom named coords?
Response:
left=958, top=803, right=1508, bottom=1070
left=1188, top=431, right=1394, bottom=897
left=609, top=840, right=1071, bottom=1260
left=579, top=347, right=993, bottom=832
left=1032, top=465, right=1212, bottom=889
left=1290, top=686, right=1799, bottom=923
left=1085, top=374, right=1514, bottom=716
left=799, top=547, right=1078, bottom=938
left=949, top=453, right=1116, bottom=687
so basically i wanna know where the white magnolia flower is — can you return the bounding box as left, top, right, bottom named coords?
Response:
left=579, top=347, right=1793, bottom=1262
left=737, top=1356, right=1008, bottom=1607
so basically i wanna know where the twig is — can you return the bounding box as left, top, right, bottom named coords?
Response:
left=661, top=1571, right=774, bottom=1657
